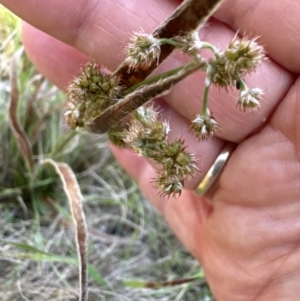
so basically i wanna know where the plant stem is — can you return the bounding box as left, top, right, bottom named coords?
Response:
left=123, top=60, right=206, bottom=95
left=201, top=83, right=210, bottom=116
left=88, top=60, right=205, bottom=134
left=159, top=38, right=183, bottom=48
left=201, top=42, right=220, bottom=56
left=52, top=130, right=78, bottom=158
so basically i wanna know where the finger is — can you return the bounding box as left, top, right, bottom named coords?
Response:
left=22, top=26, right=87, bottom=90
left=3, top=0, right=176, bottom=69
left=218, top=77, right=300, bottom=208
left=215, top=0, right=300, bottom=73
left=202, top=79, right=300, bottom=298
left=3, top=0, right=300, bottom=72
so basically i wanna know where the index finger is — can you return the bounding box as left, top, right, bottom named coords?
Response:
left=1, top=0, right=300, bottom=73
left=214, top=0, right=300, bottom=73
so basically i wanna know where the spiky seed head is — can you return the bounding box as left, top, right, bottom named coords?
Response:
left=208, top=36, right=265, bottom=89
left=190, top=109, right=219, bottom=140
left=159, top=140, right=198, bottom=180
left=173, top=30, right=203, bottom=57
left=66, top=60, right=122, bottom=129
left=124, top=32, right=161, bottom=71
left=237, top=87, right=263, bottom=111
left=124, top=108, right=198, bottom=197
left=123, top=106, right=169, bottom=154
left=225, top=36, right=265, bottom=73
left=154, top=174, right=184, bottom=198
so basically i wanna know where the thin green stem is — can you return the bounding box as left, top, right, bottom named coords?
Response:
left=201, top=42, right=219, bottom=56
left=160, top=38, right=219, bottom=58
left=123, top=60, right=206, bottom=96
left=159, top=38, right=183, bottom=48
left=89, top=60, right=205, bottom=133
left=201, top=82, right=210, bottom=116
left=52, top=130, right=78, bottom=158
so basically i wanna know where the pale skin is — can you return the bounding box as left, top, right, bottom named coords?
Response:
left=2, top=0, right=300, bottom=299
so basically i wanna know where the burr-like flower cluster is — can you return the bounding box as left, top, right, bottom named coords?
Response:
left=191, top=109, right=219, bottom=140
left=237, top=87, right=263, bottom=111
left=154, top=139, right=198, bottom=197
left=173, top=31, right=203, bottom=58
left=65, top=60, right=122, bottom=128
left=118, top=106, right=198, bottom=197
left=123, top=106, right=169, bottom=154
left=208, top=36, right=265, bottom=88
left=124, top=32, right=161, bottom=71
left=225, top=36, right=265, bottom=73
left=66, top=29, right=265, bottom=197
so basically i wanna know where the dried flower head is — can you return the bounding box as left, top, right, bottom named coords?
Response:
left=190, top=109, right=219, bottom=140
left=124, top=32, right=161, bottom=71
left=237, top=87, right=263, bottom=111
left=207, top=57, right=236, bottom=88
left=208, top=36, right=265, bottom=88
left=225, top=36, right=265, bottom=73
left=159, top=140, right=198, bottom=180
left=65, top=60, right=122, bottom=129
left=173, top=31, right=203, bottom=57
left=155, top=141, right=198, bottom=197
left=123, top=107, right=198, bottom=197
left=123, top=106, right=170, bottom=155
left=152, top=139, right=198, bottom=197
left=155, top=175, right=184, bottom=198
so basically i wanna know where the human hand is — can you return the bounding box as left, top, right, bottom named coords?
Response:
left=2, top=0, right=300, bottom=299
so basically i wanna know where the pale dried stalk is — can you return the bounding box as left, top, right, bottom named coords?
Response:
left=43, top=159, right=88, bottom=301
left=9, top=54, right=34, bottom=171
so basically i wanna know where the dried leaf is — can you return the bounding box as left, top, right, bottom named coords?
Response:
left=8, top=55, right=34, bottom=171
left=43, top=159, right=88, bottom=301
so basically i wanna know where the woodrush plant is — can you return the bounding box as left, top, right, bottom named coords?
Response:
left=66, top=28, right=265, bottom=197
